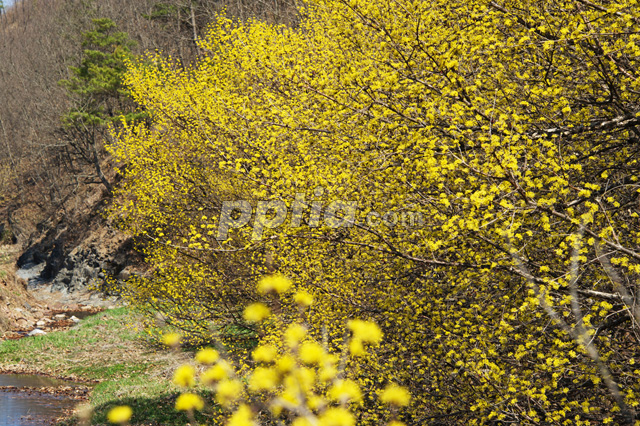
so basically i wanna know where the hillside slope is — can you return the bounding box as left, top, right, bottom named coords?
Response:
left=0, top=245, right=38, bottom=334
left=0, top=0, right=296, bottom=340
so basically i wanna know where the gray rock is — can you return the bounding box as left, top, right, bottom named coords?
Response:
left=70, top=316, right=80, bottom=323
left=117, top=267, right=132, bottom=281
left=28, top=329, right=47, bottom=336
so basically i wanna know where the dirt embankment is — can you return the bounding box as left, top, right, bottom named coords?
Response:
left=0, top=245, right=40, bottom=334
left=1, top=183, right=145, bottom=340
left=0, top=245, right=96, bottom=338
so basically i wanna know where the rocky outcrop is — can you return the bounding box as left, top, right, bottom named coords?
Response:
left=49, top=245, right=112, bottom=293
left=14, top=183, right=143, bottom=294
left=19, top=233, right=140, bottom=294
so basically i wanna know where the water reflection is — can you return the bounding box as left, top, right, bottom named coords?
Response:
left=0, top=375, right=80, bottom=426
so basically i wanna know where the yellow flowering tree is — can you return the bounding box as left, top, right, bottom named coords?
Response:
left=110, top=0, right=640, bottom=424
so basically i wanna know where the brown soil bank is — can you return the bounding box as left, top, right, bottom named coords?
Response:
left=0, top=245, right=39, bottom=335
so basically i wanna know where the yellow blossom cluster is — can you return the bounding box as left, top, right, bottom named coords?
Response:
left=163, top=277, right=409, bottom=426
left=110, top=0, right=640, bottom=423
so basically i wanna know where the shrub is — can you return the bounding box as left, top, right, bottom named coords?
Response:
left=110, top=0, right=640, bottom=423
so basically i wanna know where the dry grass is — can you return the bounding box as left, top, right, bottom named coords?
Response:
left=0, top=245, right=38, bottom=334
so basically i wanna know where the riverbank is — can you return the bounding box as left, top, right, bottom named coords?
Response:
left=0, top=243, right=208, bottom=425
left=0, top=245, right=40, bottom=335
left=0, top=307, right=198, bottom=425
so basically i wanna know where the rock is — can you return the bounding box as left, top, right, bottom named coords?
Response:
left=15, top=318, right=30, bottom=327
left=116, top=267, right=132, bottom=281
left=54, top=313, right=67, bottom=320
left=28, top=329, right=47, bottom=336
left=42, top=242, right=64, bottom=280
left=69, top=316, right=80, bottom=323
left=36, top=320, right=46, bottom=327
left=3, top=331, right=23, bottom=339
left=16, top=248, right=35, bottom=268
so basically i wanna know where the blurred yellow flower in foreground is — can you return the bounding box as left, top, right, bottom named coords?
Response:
left=195, top=347, right=220, bottom=365
left=252, top=344, right=277, bottom=363
left=293, top=290, right=314, bottom=306
left=318, top=407, right=355, bottom=426
left=347, top=320, right=383, bottom=343
left=161, top=332, right=181, bottom=348
left=107, top=405, right=132, bottom=424
left=228, top=404, right=256, bottom=426
left=381, top=384, right=411, bottom=406
left=243, top=302, right=271, bottom=322
left=216, top=379, right=243, bottom=406
left=173, top=365, right=196, bottom=387
left=258, top=274, right=292, bottom=294
left=175, top=393, right=205, bottom=411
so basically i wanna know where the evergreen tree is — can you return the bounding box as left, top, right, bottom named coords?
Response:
left=59, top=18, right=142, bottom=193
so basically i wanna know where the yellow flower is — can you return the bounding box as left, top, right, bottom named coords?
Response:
left=258, top=274, right=292, bottom=294
left=175, top=393, right=205, bottom=411
left=388, top=422, right=407, bottom=426
left=299, top=341, right=326, bottom=365
left=161, top=332, right=181, bottom=348
left=279, top=387, right=301, bottom=406
left=293, top=290, right=314, bottom=306
left=201, top=361, right=231, bottom=384
left=381, top=384, right=411, bottom=407
left=243, top=302, right=271, bottom=322
left=227, top=404, right=256, bottom=426
left=252, top=344, right=277, bottom=363
left=349, top=338, right=365, bottom=356
left=294, top=367, right=316, bottom=392
left=195, top=347, right=220, bottom=365
left=308, top=395, right=326, bottom=410
left=292, top=418, right=314, bottom=426
left=285, top=324, right=307, bottom=347
left=248, top=366, right=279, bottom=391
left=319, top=364, right=338, bottom=382
left=318, top=407, right=355, bottom=426
left=270, top=404, right=283, bottom=417
left=276, top=355, right=296, bottom=373
left=173, top=365, right=196, bottom=387
left=107, top=406, right=132, bottom=424
left=216, top=379, right=243, bottom=405
left=347, top=320, right=383, bottom=344
left=329, top=379, right=362, bottom=403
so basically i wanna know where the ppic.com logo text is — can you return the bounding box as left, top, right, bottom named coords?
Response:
left=216, top=187, right=423, bottom=241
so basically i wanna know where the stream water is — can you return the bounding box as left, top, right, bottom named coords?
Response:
left=0, top=374, right=80, bottom=425
left=15, top=263, right=46, bottom=290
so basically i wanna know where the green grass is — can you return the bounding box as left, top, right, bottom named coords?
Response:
left=0, top=308, right=147, bottom=379
left=78, top=379, right=221, bottom=426
left=0, top=307, right=201, bottom=425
